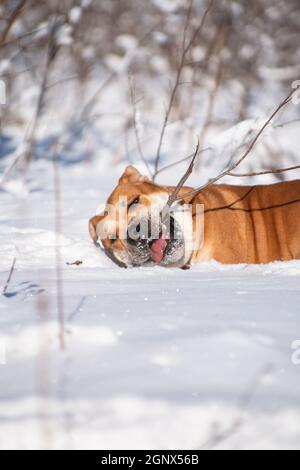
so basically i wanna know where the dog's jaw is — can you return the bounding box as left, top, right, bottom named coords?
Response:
left=112, top=248, right=135, bottom=267
left=159, top=202, right=194, bottom=268
left=111, top=198, right=194, bottom=268
left=90, top=171, right=196, bottom=268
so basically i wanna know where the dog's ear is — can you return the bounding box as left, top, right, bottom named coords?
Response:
left=119, top=165, right=149, bottom=184
left=88, top=214, right=105, bottom=242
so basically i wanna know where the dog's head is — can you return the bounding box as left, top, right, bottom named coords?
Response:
left=89, top=166, right=194, bottom=268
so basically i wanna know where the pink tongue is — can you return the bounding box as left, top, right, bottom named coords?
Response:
left=150, top=237, right=167, bottom=263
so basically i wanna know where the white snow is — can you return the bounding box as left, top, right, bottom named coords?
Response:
left=56, top=24, right=74, bottom=47
left=69, top=7, right=82, bottom=25
left=116, top=35, right=138, bottom=52
left=1, top=154, right=300, bottom=450
left=151, top=0, right=186, bottom=14
left=1, top=16, right=300, bottom=446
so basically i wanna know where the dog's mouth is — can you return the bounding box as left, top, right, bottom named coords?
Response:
left=149, top=235, right=168, bottom=263
left=126, top=215, right=185, bottom=267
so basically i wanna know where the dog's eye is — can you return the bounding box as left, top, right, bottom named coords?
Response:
left=128, top=197, right=140, bottom=209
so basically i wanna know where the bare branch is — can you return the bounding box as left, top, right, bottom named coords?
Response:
left=0, top=26, right=47, bottom=49
left=155, top=146, right=212, bottom=177
left=52, top=139, right=65, bottom=352
left=153, top=0, right=214, bottom=180
left=24, top=36, right=55, bottom=163
left=196, top=12, right=229, bottom=170
left=128, top=75, right=153, bottom=178
left=46, top=74, right=79, bottom=91
left=228, top=165, right=300, bottom=178
left=174, top=86, right=300, bottom=203
left=274, top=118, right=300, bottom=128
left=0, top=19, right=58, bottom=184
left=166, top=137, right=200, bottom=207
left=2, top=257, right=17, bottom=295
left=80, top=20, right=161, bottom=120
left=0, top=0, right=27, bottom=47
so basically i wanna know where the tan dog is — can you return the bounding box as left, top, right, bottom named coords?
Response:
left=89, top=166, right=300, bottom=268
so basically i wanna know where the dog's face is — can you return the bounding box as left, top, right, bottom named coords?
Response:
left=89, top=166, right=194, bottom=268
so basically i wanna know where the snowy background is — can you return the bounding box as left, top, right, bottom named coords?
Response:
left=1, top=0, right=300, bottom=450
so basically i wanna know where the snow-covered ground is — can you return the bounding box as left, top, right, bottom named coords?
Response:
left=1, top=154, right=300, bottom=450
left=1, top=0, right=300, bottom=451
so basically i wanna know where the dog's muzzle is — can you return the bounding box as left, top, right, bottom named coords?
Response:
left=126, top=215, right=185, bottom=267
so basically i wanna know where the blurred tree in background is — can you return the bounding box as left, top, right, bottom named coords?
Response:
left=0, top=0, right=299, bottom=177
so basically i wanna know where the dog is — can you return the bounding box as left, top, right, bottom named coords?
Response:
left=89, top=165, right=300, bottom=268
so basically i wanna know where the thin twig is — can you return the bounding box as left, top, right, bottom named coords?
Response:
left=274, top=118, right=300, bottom=128
left=153, top=0, right=214, bottom=180
left=46, top=74, right=79, bottom=91
left=128, top=75, right=153, bottom=178
left=2, top=257, right=16, bottom=295
left=53, top=140, right=65, bottom=352
left=0, top=0, right=27, bottom=47
left=35, top=294, right=52, bottom=447
left=155, top=146, right=212, bottom=177
left=80, top=20, right=161, bottom=120
left=228, top=165, right=300, bottom=178
left=167, top=138, right=200, bottom=206
left=80, top=71, right=116, bottom=120
left=196, top=12, right=229, bottom=170
left=174, top=86, right=300, bottom=203
left=24, top=21, right=58, bottom=163
left=0, top=25, right=47, bottom=49
left=0, top=141, right=28, bottom=185
left=0, top=18, right=58, bottom=184
left=68, top=297, right=86, bottom=323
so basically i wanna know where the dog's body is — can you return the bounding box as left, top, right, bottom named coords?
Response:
left=191, top=179, right=300, bottom=264
left=89, top=166, right=300, bottom=267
